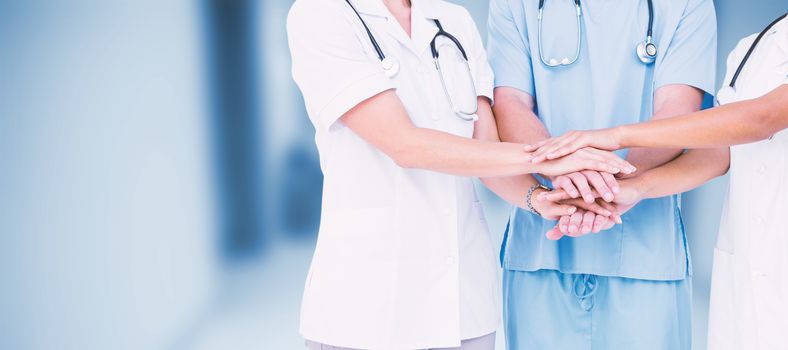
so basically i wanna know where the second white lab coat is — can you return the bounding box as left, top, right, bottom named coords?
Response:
left=708, top=16, right=788, bottom=350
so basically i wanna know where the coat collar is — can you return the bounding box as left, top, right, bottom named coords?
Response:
left=773, top=15, right=788, bottom=55
left=351, top=0, right=443, bottom=58
left=350, top=0, right=389, bottom=18
left=351, top=0, right=442, bottom=19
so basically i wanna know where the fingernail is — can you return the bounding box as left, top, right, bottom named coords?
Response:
left=569, top=225, right=577, bottom=233
left=604, top=193, right=614, bottom=202
left=611, top=168, right=621, bottom=173
left=567, top=207, right=576, bottom=214
left=560, top=225, right=567, bottom=231
left=612, top=186, right=620, bottom=194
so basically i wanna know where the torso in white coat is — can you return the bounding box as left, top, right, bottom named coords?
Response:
left=708, top=16, right=788, bottom=350
left=287, top=0, right=499, bottom=349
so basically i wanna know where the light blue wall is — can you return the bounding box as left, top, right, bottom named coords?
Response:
left=0, top=2, right=217, bottom=349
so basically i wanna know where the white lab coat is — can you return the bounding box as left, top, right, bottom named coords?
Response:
left=286, top=0, right=499, bottom=349
left=708, top=16, right=788, bottom=350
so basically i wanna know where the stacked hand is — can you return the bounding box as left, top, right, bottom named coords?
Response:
left=525, top=128, right=622, bottom=163
left=523, top=129, right=638, bottom=240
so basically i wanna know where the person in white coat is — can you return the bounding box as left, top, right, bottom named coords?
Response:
left=285, top=0, right=633, bottom=349
left=523, top=12, right=788, bottom=350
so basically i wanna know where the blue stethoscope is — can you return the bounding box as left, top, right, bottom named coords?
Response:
left=538, top=0, right=658, bottom=67
left=343, top=0, right=479, bottom=121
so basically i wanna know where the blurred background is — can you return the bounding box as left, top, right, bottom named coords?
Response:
left=0, top=1, right=784, bottom=349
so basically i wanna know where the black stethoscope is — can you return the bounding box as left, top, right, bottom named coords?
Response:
left=716, top=12, right=788, bottom=107
left=343, top=0, right=479, bottom=120
left=723, top=12, right=788, bottom=93
left=537, top=0, right=658, bottom=67
left=715, top=12, right=787, bottom=140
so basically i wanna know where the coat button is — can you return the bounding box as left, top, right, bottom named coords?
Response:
left=447, top=256, right=457, bottom=264
left=757, top=164, right=767, bottom=174
left=754, top=216, right=764, bottom=225
left=752, top=270, right=767, bottom=278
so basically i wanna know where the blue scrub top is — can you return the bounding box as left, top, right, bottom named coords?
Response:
left=487, top=0, right=717, bottom=281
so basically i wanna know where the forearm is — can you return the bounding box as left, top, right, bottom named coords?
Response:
left=481, top=175, right=539, bottom=209
left=619, top=85, right=788, bottom=149
left=624, top=85, right=705, bottom=174
left=492, top=88, right=550, bottom=144
left=624, top=147, right=682, bottom=177
left=630, top=147, right=730, bottom=199
left=474, top=94, right=541, bottom=206
left=342, top=90, right=540, bottom=177
left=395, top=128, right=537, bottom=177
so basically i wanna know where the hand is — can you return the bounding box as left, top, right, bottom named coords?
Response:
left=551, top=170, right=619, bottom=204
left=535, top=148, right=636, bottom=177
left=531, top=188, right=620, bottom=221
left=540, top=178, right=643, bottom=214
left=525, top=129, right=623, bottom=163
left=540, top=177, right=644, bottom=240
left=531, top=188, right=621, bottom=241
left=545, top=208, right=617, bottom=240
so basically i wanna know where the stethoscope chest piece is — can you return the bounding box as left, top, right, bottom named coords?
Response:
left=715, top=86, right=736, bottom=106
left=636, top=38, right=657, bottom=64
left=381, top=57, right=399, bottom=78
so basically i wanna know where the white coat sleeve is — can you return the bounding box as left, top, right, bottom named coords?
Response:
left=287, top=0, right=395, bottom=132
left=458, top=8, right=494, bottom=104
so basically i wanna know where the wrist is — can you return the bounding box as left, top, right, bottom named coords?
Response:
left=622, top=175, right=649, bottom=201
left=613, top=125, right=629, bottom=148
left=526, top=184, right=551, bottom=217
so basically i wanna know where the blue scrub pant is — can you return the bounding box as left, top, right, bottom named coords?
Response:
left=503, top=269, right=691, bottom=350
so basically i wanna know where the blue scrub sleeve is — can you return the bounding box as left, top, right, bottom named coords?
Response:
left=486, top=0, right=536, bottom=97
left=654, top=0, right=717, bottom=96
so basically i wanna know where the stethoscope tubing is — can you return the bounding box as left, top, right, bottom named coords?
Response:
left=343, top=0, right=385, bottom=61
left=729, top=12, right=788, bottom=88
left=537, top=0, right=656, bottom=67
left=537, top=1, right=582, bottom=67
left=342, top=0, right=478, bottom=120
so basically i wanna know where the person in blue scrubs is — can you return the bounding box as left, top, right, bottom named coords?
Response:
left=486, top=0, right=718, bottom=349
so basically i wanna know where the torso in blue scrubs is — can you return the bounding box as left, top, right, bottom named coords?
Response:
left=487, top=0, right=717, bottom=281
